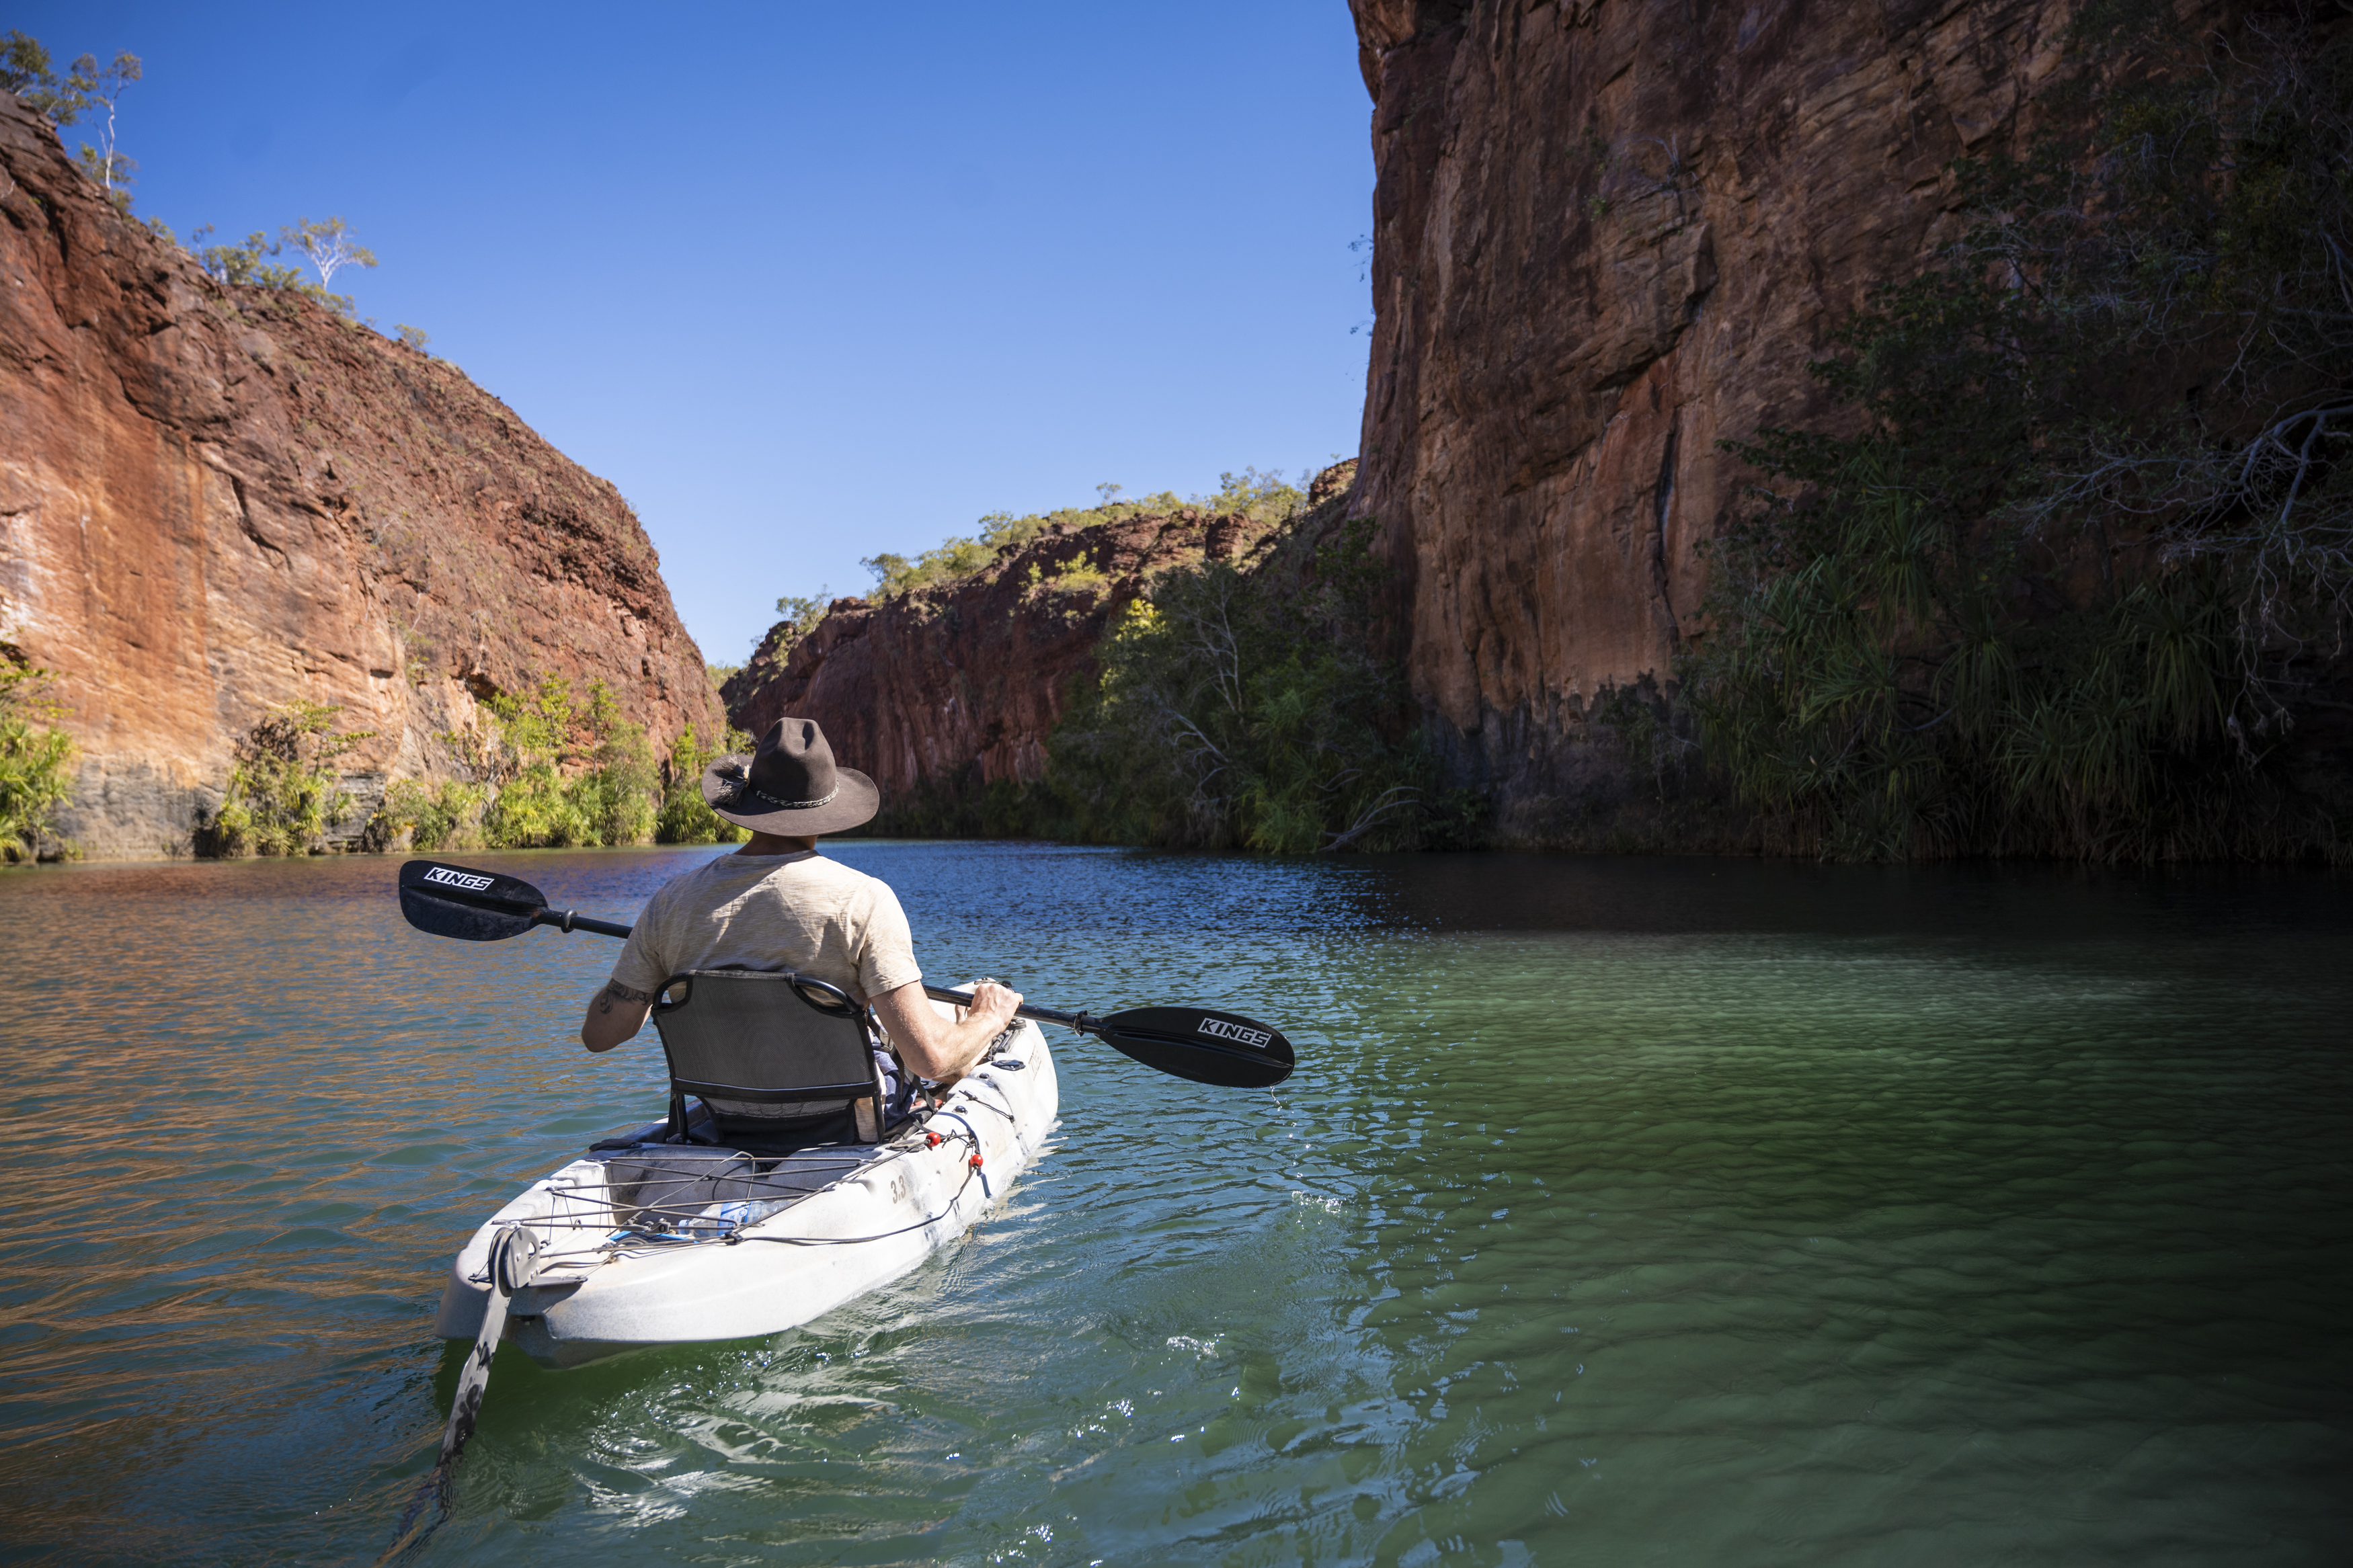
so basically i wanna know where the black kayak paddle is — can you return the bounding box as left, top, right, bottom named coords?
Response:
left=397, top=858, right=1295, bottom=1089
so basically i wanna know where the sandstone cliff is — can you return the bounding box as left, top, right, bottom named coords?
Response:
left=0, top=91, right=721, bottom=858
left=1347, top=0, right=2075, bottom=839
left=721, top=505, right=1289, bottom=806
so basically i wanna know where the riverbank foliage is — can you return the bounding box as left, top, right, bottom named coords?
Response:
left=1050, top=518, right=1479, bottom=852
left=1681, top=1, right=2353, bottom=861
left=372, top=682, right=745, bottom=853
left=855, top=499, right=1480, bottom=854
left=190, top=680, right=741, bottom=858
left=195, top=701, right=370, bottom=857
left=0, top=664, right=76, bottom=862
left=375, top=776, right=484, bottom=854
left=655, top=723, right=751, bottom=845
left=475, top=677, right=657, bottom=848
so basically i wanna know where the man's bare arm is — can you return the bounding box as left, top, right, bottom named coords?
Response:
left=871, top=979, right=1021, bottom=1088
left=580, top=980, right=653, bottom=1053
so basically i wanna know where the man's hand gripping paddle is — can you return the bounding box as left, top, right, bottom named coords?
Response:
left=397, top=858, right=1296, bottom=1089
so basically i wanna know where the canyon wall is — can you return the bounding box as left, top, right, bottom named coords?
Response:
left=0, top=91, right=721, bottom=858
left=1347, top=0, right=2073, bottom=838
left=722, top=505, right=1292, bottom=804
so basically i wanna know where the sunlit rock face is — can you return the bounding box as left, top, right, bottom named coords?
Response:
left=1347, top=0, right=2074, bottom=839
left=0, top=91, right=720, bottom=858
left=721, top=507, right=1287, bottom=803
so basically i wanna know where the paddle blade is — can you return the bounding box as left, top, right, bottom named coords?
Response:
left=398, top=860, right=549, bottom=942
left=1091, top=1006, right=1295, bottom=1089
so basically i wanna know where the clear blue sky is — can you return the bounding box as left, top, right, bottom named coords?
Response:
left=14, top=1, right=1375, bottom=665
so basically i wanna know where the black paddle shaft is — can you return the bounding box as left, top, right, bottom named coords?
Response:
left=395, top=859, right=1295, bottom=1088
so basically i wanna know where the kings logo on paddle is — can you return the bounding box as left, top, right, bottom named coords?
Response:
left=422, top=867, right=497, bottom=892
left=1196, top=1016, right=1273, bottom=1051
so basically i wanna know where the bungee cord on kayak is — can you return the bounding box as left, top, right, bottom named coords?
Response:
left=458, top=1108, right=1004, bottom=1257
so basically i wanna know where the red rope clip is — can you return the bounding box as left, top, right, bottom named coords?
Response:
left=925, top=1132, right=942, bottom=1148
left=968, top=1153, right=984, bottom=1169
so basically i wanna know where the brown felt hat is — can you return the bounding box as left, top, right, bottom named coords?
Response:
left=701, top=716, right=880, bottom=836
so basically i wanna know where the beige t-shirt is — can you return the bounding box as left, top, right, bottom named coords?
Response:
left=607, top=850, right=922, bottom=1004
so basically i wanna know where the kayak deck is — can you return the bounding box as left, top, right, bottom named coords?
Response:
left=435, top=1018, right=1058, bottom=1366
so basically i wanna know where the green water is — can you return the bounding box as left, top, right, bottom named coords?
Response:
left=0, top=845, right=2346, bottom=1564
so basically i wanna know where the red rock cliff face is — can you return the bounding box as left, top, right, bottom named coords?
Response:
left=0, top=91, right=721, bottom=857
left=722, top=508, right=1284, bottom=801
left=1349, top=0, right=2072, bottom=837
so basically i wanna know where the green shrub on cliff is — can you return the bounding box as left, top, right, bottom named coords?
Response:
left=196, top=701, right=370, bottom=857
left=1, top=32, right=79, bottom=123
left=189, top=226, right=304, bottom=290
left=478, top=675, right=657, bottom=848
left=655, top=723, right=751, bottom=845
left=1689, top=458, right=2249, bottom=858
left=374, top=778, right=487, bottom=853
left=0, top=664, right=76, bottom=862
left=747, top=589, right=835, bottom=668
left=3, top=36, right=140, bottom=210
left=368, top=677, right=694, bottom=853
left=1051, top=518, right=1473, bottom=853
left=855, top=469, right=1305, bottom=600
left=1683, top=1, right=2353, bottom=860
left=180, top=221, right=372, bottom=314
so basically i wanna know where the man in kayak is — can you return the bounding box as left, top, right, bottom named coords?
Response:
left=575, top=716, right=1021, bottom=1112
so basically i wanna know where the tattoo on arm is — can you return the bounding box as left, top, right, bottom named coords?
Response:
left=596, top=981, right=652, bottom=1015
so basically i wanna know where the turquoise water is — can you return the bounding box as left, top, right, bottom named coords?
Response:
left=0, top=845, right=2346, bottom=1564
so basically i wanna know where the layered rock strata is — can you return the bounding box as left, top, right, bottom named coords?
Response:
left=0, top=90, right=720, bottom=857
left=722, top=507, right=1286, bottom=802
left=1347, top=0, right=2076, bottom=838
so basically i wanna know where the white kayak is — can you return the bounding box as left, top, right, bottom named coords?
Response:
left=433, top=1013, right=1058, bottom=1368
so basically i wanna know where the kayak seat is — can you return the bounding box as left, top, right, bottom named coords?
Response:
left=650, top=968, right=906, bottom=1151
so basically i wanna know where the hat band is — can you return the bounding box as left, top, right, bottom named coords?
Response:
left=740, top=780, right=839, bottom=811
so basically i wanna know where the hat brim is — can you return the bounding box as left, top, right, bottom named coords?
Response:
left=700, top=757, right=881, bottom=835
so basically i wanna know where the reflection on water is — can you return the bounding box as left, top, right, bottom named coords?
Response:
left=0, top=846, right=2347, bottom=1564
